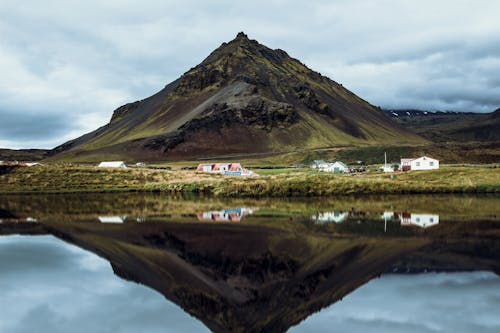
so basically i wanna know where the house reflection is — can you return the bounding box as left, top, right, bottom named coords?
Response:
left=197, top=208, right=256, bottom=222
left=311, top=211, right=349, bottom=224
left=98, top=216, right=127, bottom=224
left=382, top=211, right=439, bottom=228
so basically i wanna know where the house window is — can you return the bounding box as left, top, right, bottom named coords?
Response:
left=430, top=218, right=434, bottom=222
left=416, top=162, right=420, bottom=166
left=430, top=162, right=434, bottom=166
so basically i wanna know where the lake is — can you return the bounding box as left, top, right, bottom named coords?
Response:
left=0, top=193, right=499, bottom=332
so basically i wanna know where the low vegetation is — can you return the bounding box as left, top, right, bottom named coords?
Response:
left=1, top=164, right=499, bottom=196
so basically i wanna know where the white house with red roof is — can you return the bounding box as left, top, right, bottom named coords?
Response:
left=197, top=163, right=258, bottom=176
left=400, top=156, right=439, bottom=171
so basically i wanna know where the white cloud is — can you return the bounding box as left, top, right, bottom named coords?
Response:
left=1, top=0, right=499, bottom=148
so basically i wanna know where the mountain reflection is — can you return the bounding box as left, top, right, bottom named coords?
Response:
left=0, top=193, right=499, bottom=332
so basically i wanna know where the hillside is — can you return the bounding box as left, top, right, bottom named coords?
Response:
left=48, top=33, right=425, bottom=162
left=384, top=109, right=500, bottom=142
left=0, top=148, right=49, bottom=161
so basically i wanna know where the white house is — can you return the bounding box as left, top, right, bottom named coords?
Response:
left=319, top=161, right=348, bottom=173
left=401, top=156, right=439, bottom=171
left=98, top=161, right=127, bottom=168
left=196, top=163, right=258, bottom=176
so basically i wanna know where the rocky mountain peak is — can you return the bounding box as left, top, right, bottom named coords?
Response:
left=235, top=31, right=249, bottom=39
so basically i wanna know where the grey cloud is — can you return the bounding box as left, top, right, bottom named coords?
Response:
left=1, top=0, right=500, bottom=148
left=0, top=110, right=78, bottom=141
left=0, top=238, right=76, bottom=272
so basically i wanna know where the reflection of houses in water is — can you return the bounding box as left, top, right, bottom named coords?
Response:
left=382, top=211, right=439, bottom=229
left=197, top=208, right=256, bottom=222
left=312, top=211, right=349, bottom=224
left=0, top=217, right=38, bottom=223
left=98, top=216, right=127, bottom=224
left=399, top=213, right=439, bottom=228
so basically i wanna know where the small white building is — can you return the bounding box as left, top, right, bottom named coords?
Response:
left=319, top=161, right=348, bottom=173
left=401, top=156, right=439, bottom=171
left=98, top=161, right=127, bottom=168
left=381, top=164, right=395, bottom=173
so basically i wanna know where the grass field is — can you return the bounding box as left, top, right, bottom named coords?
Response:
left=1, top=163, right=499, bottom=196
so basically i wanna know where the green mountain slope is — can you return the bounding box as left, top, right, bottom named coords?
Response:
left=49, top=33, right=426, bottom=162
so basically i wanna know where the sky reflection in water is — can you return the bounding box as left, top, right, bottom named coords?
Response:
left=1, top=235, right=499, bottom=333
left=0, top=235, right=209, bottom=333
left=290, top=272, right=500, bottom=333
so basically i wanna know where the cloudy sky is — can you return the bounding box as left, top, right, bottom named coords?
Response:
left=1, top=0, right=499, bottom=149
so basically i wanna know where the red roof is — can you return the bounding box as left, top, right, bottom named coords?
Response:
left=228, top=163, right=242, bottom=171
left=212, top=163, right=230, bottom=171
left=197, top=164, right=213, bottom=171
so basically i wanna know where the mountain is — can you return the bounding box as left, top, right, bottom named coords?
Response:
left=384, top=108, right=500, bottom=142
left=49, top=32, right=425, bottom=162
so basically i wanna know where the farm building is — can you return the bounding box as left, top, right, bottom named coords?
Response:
left=318, top=161, right=348, bottom=173
left=400, top=156, right=439, bottom=171
left=98, top=161, right=127, bottom=168
left=196, top=163, right=258, bottom=176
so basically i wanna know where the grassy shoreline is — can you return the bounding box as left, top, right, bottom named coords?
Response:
left=0, top=164, right=499, bottom=196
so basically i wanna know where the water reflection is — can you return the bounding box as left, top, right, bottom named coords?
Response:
left=290, top=272, right=500, bottom=333
left=0, top=193, right=499, bottom=332
left=0, top=235, right=210, bottom=333
left=0, top=193, right=497, bottom=226
left=311, top=211, right=349, bottom=223
left=98, top=216, right=127, bottom=223
left=197, top=207, right=257, bottom=222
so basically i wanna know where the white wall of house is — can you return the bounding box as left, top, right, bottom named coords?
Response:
left=319, top=162, right=347, bottom=173
left=410, top=156, right=439, bottom=170
left=98, top=161, right=127, bottom=168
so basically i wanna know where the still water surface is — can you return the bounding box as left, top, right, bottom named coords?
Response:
left=0, top=193, right=499, bottom=332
